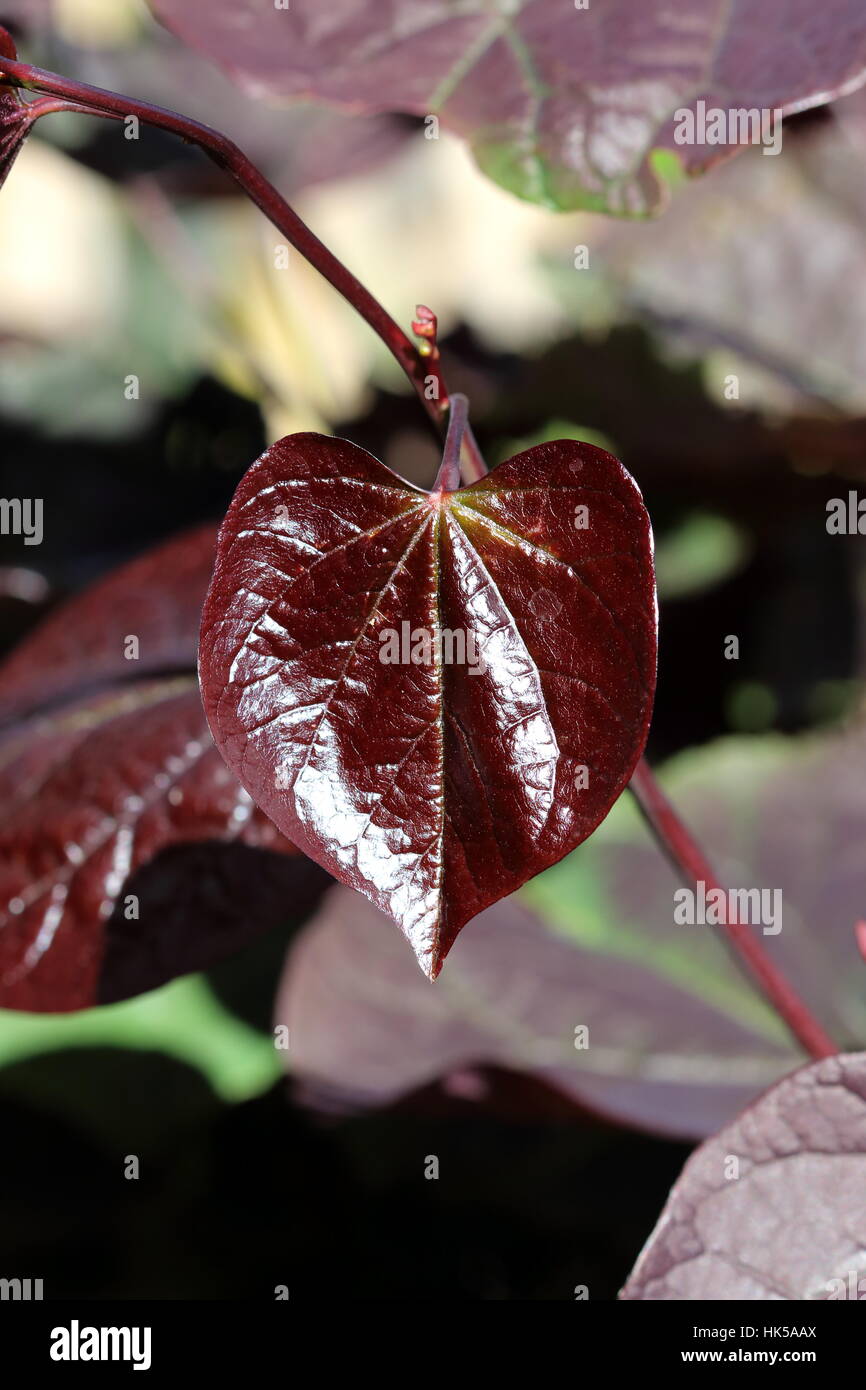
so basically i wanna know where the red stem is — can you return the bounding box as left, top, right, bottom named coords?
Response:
left=629, top=758, right=836, bottom=1059
left=432, top=393, right=468, bottom=492
left=0, top=51, right=490, bottom=479
left=26, top=96, right=108, bottom=119
left=458, top=419, right=488, bottom=484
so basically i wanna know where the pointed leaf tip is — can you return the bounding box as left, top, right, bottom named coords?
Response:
left=199, top=432, right=657, bottom=965
left=421, top=946, right=444, bottom=982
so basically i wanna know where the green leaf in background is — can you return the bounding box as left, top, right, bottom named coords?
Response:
left=0, top=974, right=281, bottom=1105
left=653, top=512, right=749, bottom=600
left=493, top=418, right=618, bottom=465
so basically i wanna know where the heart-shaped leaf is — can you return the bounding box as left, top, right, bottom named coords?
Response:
left=621, top=1052, right=866, bottom=1300
left=0, top=677, right=330, bottom=1012
left=199, top=433, right=656, bottom=976
left=151, top=0, right=866, bottom=214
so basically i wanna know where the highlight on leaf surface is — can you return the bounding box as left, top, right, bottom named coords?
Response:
left=199, top=432, right=657, bottom=978
left=0, top=523, right=330, bottom=1014
left=0, top=678, right=329, bottom=1013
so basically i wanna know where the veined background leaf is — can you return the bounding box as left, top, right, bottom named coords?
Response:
left=621, top=1051, right=866, bottom=1299
left=151, top=0, right=866, bottom=214
left=0, top=522, right=217, bottom=724
left=275, top=721, right=866, bottom=1139
left=0, top=678, right=329, bottom=1011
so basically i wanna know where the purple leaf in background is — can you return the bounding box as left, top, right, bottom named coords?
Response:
left=274, top=885, right=795, bottom=1141
left=0, top=522, right=217, bottom=725
left=0, top=678, right=328, bottom=1012
left=0, top=3, right=412, bottom=198
left=0, top=521, right=331, bottom=1012
left=151, top=0, right=866, bottom=213
left=593, top=106, right=866, bottom=412
left=621, top=1052, right=866, bottom=1300
left=275, top=717, right=866, bottom=1140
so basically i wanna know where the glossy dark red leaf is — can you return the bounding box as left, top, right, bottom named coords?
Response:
left=0, top=678, right=329, bottom=1012
left=0, top=522, right=217, bottom=725
left=621, top=1052, right=866, bottom=1300
left=199, top=432, right=656, bottom=976
left=151, top=0, right=866, bottom=213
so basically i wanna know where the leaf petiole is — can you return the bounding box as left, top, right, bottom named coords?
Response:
left=432, top=393, right=469, bottom=493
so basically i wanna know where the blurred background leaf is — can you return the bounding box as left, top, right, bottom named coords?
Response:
left=274, top=716, right=866, bottom=1143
